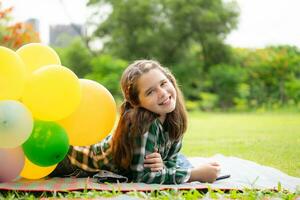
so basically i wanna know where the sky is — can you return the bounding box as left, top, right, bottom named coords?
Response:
left=226, top=0, right=300, bottom=48
left=2, top=0, right=300, bottom=48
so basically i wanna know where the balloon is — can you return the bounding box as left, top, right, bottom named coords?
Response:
left=22, top=121, right=69, bottom=167
left=16, top=43, right=61, bottom=73
left=0, top=147, right=25, bottom=182
left=20, top=158, right=57, bottom=179
left=59, top=79, right=117, bottom=146
left=22, top=65, right=81, bottom=121
left=0, top=100, right=33, bottom=148
left=0, top=46, right=26, bottom=100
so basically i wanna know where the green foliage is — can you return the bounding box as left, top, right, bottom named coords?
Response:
left=88, top=0, right=239, bottom=68
left=55, top=0, right=300, bottom=112
left=171, top=49, right=204, bottom=100
left=285, top=79, right=300, bottom=104
left=184, top=45, right=300, bottom=112
left=233, top=83, right=251, bottom=110
left=208, top=64, right=247, bottom=109
left=56, top=40, right=300, bottom=111
left=55, top=38, right=93, bottom=78
left=201, top=36, right=235, bottom=71
left=85, top=54, right=128, bottom=99
left=233, top=46, right=300, bottom=109
left=199, top=92, right=219, bottom=111
left=185, top=100, right=199, bottom=112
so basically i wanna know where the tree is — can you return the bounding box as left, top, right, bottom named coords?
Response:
left=55, top=38, right=93, bottom=78
left=0, top=1, right=40, bottom=49
left=85, top=54, right=128, bottom=99
left=87, top=0, right=239, bottom=69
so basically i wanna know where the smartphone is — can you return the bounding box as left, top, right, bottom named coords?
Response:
left=216, top=174, right=231, bottom=181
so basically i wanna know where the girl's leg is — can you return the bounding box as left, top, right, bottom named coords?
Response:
left=48, top=156, right=96, bottom=178
left=48, top=155, right=76, bottom=177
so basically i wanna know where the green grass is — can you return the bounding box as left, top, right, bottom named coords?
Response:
left=1, top=187, right=299, bottom=199
left=182, top=112, right=300, bottom=177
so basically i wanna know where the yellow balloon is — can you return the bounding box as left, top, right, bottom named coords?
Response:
left=20, top=158, right=57, bottom=179
left=22, top=65, right=81, bottom=121
left=0, top=46, right=26, bottom=100
left=16, top=43, right=61, bottom=73
left=58, top=79, right=117, bottom=146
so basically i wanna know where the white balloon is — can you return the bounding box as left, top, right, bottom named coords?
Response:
left=0, top=100, right=33, bottom=148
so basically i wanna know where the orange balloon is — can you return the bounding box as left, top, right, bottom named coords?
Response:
left=58, top=79, right=117, bottom=146
left=20, top=158, right=57, bottom=179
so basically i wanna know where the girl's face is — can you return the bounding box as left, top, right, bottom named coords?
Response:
left=137, top=69, right=177, bottom=120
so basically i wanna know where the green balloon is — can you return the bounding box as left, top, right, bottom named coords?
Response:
left=22, top=120, right=69, bottom=167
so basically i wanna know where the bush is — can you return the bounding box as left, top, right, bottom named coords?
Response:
left=85, top=55, right=128, bottom=99
left=233, top=46, right=300, bottom=108
left=233, top=83, right=250, bottom=111
left=208, top=64, right=247, bottom=109
left=55, top=38, right=93, bottom=78
left=198, top=92, right=219, bottom=111
left=185, top=100, right=199, bottom=112
left=285, top=79, right=300, bottom=103
left=171, top=49, right=205, bottom=101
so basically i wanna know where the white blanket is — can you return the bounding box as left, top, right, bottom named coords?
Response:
left=188, top=154, right=300, bottom=192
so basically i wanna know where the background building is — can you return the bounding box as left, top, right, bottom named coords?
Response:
left=49, top=24, right=85, bottom=47
left=25, top=18, right=40, bottom=33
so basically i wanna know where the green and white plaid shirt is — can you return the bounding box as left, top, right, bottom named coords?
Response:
left=68, top=119, right=191, bottom=184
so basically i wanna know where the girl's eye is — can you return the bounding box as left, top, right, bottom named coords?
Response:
left=161, top=81, right=167, bottom=87
left=146, top=90, right=153, bottom=96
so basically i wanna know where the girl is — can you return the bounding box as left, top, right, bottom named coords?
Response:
left=50, top=60, right=220, bottom=184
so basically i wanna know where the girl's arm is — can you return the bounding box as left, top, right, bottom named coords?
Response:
left=164, top=140, right=182, bottom=168
left=189, top=162, right=220, bottom=183
left=141, top=138, right=220, bottom=183
left=130, top=133, right=191, bottom=184
left=165, top=140, right=220, bottom=183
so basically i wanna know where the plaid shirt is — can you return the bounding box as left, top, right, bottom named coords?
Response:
left=68, top=119, right=191, bottom=184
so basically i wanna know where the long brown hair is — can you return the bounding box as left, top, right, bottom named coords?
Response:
left=112, top=60, right=188, bottom=170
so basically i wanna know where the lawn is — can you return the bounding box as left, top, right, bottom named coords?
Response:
left=182, top=112, right=300, bottom=177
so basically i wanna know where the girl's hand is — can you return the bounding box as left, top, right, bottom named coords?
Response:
left=144, top=148, right=164, bottom=172
left=189, top=162, right=221, bottom=183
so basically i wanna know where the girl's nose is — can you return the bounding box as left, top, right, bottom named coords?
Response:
left=158, top=87, right=167, bottom=98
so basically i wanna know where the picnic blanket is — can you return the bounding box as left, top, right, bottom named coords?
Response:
left=189, top=154, right=300, bottom=192
left=0, top=154, right=299, bottom=192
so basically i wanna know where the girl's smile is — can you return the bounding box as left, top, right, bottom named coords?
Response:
left=159, top=95, right=172, bottom=105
